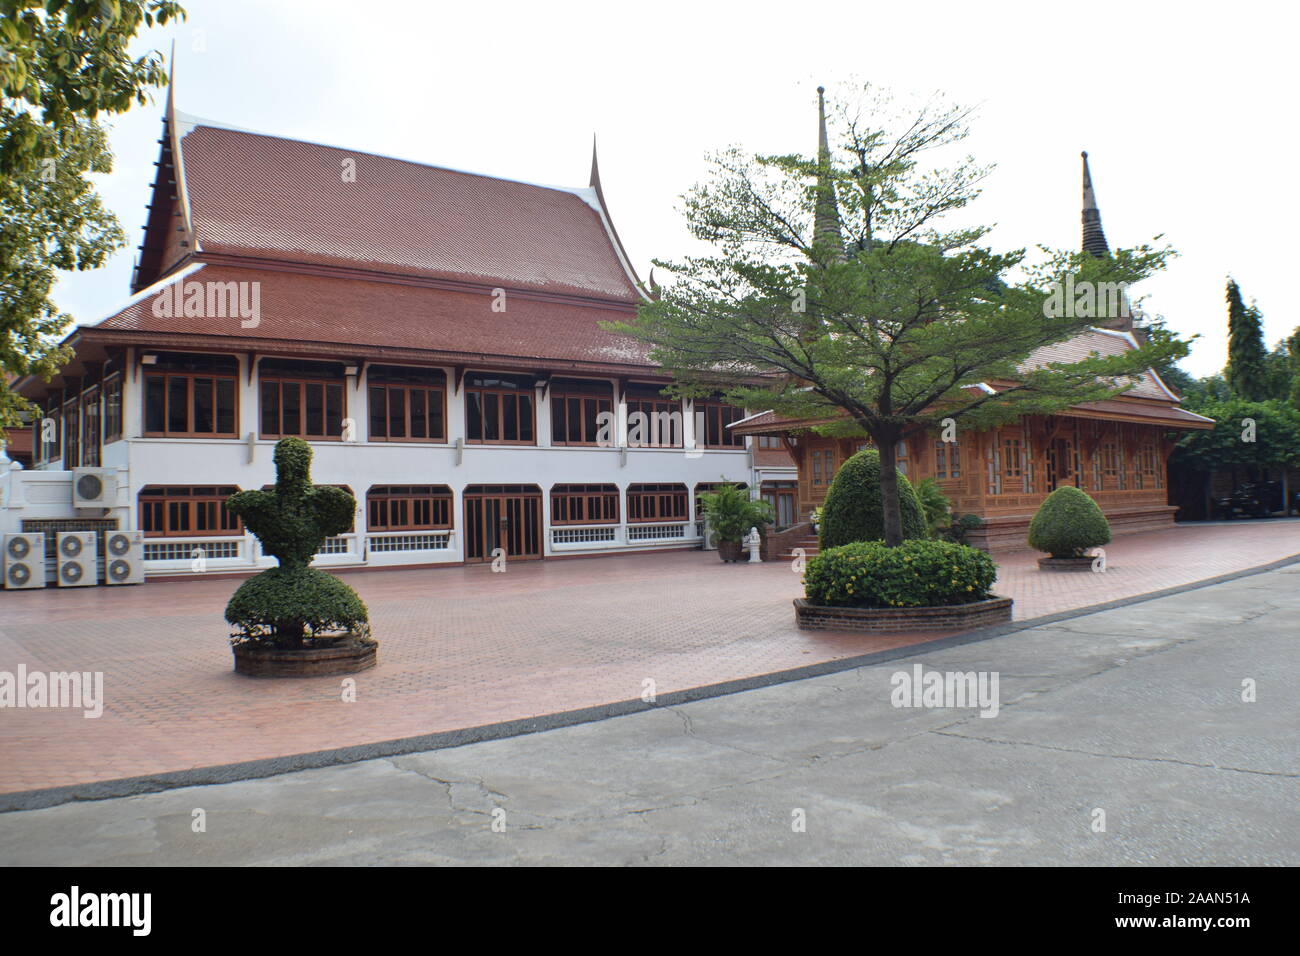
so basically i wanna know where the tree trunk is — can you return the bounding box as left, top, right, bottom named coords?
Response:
left=876, top=429, right=904, bottom=546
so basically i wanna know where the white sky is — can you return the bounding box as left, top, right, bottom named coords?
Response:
left=53, top=0, right=1298, bottom=378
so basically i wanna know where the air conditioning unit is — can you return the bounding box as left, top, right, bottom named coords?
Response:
left=72, top=468, right=118, bottom=509
left=103, top=530, right=145, bottom=585
left=56, top=531, right=98, bottom=587
left=3, top=533, right=46, bottom=590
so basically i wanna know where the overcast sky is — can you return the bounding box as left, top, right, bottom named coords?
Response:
left=53, top=0, right=1296, bottom=378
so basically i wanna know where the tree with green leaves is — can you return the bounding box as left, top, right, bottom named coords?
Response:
left=1224, top=278, right=1267, bottom=401
left=1171, top=397, right=1300, bottom=515
left=0, top=0, right=185, bottom=438
left=612, top=83, right=1188, bottom=545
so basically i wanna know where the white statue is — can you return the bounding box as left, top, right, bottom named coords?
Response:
left=744, top=525, right=762, bottom=563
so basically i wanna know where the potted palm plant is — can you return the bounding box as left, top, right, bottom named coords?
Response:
left=698, top=483, right=774, bottom=562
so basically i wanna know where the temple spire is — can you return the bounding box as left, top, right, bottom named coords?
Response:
left=812, top=85, right=844, bottom=257
left=1081, top=150, right=1110, bottom=258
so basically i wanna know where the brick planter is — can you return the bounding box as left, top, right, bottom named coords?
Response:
left=1037, top=556, right=1099, bottom=572
left=794, top=596, right=1013, bottom=632
left=233, top=637, right=377, bottom=677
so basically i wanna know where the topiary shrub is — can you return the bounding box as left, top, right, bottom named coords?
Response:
left=1027, top=485, right=1112, bottom=558
left=819, top=449, right=926, bottom=548
left=224, top=438, right=371, bottom=648
left=803, top=538, right=997, bottom=608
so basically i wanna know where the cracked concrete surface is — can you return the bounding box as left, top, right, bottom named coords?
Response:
left=0, top=565, right=1296, bottom=865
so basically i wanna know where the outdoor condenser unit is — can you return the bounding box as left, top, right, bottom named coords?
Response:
left=3, top=533, right=47, bottom=590
left=103, top=530, right=145, bottom=585
left=55, top=531, right=98, bottom=587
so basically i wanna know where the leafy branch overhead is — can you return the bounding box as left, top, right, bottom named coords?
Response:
left=0, top=0, right=185, bottom=437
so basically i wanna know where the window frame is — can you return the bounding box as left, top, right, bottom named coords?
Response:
left=103, top=374, right=123, bottom=444
left=550, top=379, right=614, bottom=447
left=144, top=369, right=240, bottom=439
left=138, top=485, right=243, bottom=538
left=465, top=372, right=537, bottom=445
left=696, top=399, right=747, bottom=449
left=550, top=483, right=620, bottom=525
left=366, top=485, right=453, bottom=531
left=626, top=483, right=689, bottom=523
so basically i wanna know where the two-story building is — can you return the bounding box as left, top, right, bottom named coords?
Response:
left=3, top=89, right=795, bottom=579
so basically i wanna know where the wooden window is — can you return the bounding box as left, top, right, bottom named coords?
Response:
left=697, top=399, right=746, bottom=448
left=550, top=378, right=614, bottom=446
left=550, top=484, right=619, bottom=524
left=756, top=435, right=783, bottom=449
left=811, top=448, right=836, bottom=487
left=103, top=375, right=123, bottom=444
left=259, top=358, right=345, bottom=441
left=41, top=407, right=62, bottom=462
left=626, top=483, right=688, bottom=522
left=466, top=372, right=535, bottom=444
left=761, top=481, right=798, bottom=529
left=895, top=440, right=909, bottom=477
left=1101, top=441, right=1120, bottom=490
left=1002, top=437, right=1023, bottom=480
left=62, top=400, right=80, bottom=468
left=625, top=384, right=682, bottom=448
left=986, top=440, right=1002, bottom=496
left=936, top=439, right=961, bottom=479
left=139, top=485, right=242, bottom=537
left=80, top=388, right=101, bottom=467
left=366, top=485, right=452, bottom=531
left=1140, top=443, right=1161, bottom=488
left=144, top=353, right=239, bottom=438
left=368, top=365, right=446, bottom=443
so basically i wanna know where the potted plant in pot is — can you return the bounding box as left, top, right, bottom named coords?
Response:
left=224, top=438, right=376, bottom=676
left=698, top=483, right=774, bottom=562
left=1027, top=485, right=1112, bottom=571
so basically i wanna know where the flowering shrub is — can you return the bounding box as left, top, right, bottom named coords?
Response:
left=803, top=538, right=997, bottom=608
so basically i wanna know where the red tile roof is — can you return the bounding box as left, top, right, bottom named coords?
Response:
left=86, top=265, right=656, bottom=371
left=1022, top=327, right=1173, bottom=401
left=175, top=120, right=643, bottom=303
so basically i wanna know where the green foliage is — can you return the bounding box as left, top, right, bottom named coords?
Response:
left=1026, top=486, right=1111, bottom=558
left=913, top=477, right=951, bottom=537
left=698, top=482, right=774, bottom=543
left=1171, top=398, right=1300, bottom=473
left=224, top=439, right=369, bottom=647
left=226, top=439, right=355, bottom=569
left=1225, top=279, right=1268, bottom=402
left=820, top=449, right=926, bottom=548
left=226, top=567, right=371, bottom=646
left=0, top=0, right=184, bottom=439
left=607, top=82, right=1188, bottom=546
left=941, top=512, right=984, bottom=546
left=803, top=538, right=997, bottom=608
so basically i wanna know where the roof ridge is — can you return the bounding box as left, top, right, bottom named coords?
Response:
left=171, top=109, right=601, bottom=206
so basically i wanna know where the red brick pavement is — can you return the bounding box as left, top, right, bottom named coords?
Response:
left=1, top=520, right=1296, bottom=794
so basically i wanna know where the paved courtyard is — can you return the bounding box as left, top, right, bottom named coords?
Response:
left=0, top=520, right=1297, bottom=799
left=1, top=563, right=1295, bottom=865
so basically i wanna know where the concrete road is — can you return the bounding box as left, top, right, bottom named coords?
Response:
left=1, top=565, right=1297, bottom=865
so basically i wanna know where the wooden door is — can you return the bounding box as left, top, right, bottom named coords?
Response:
left=464, top=486, right=542, bottom=562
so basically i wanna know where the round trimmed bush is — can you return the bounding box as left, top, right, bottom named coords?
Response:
left=1027, top=485, right=1111, bottom=558
left=225, top=566, right=371, bottom=646
left=819, top=449, right=926, bottom=548
left=803, top=538, right=997, bottom=608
